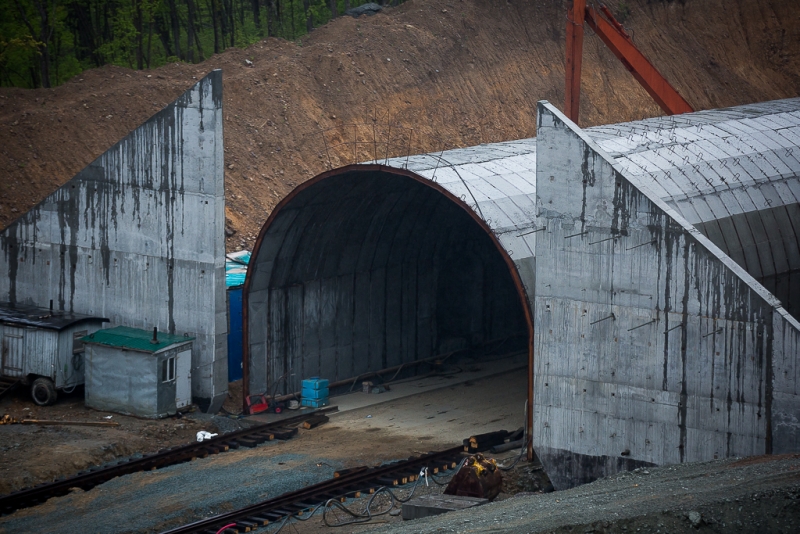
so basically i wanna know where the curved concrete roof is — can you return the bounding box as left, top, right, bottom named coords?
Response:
left=375, top=98, right=800, bottom=316
left=586, top=98, right=800, bottom=283
left=380, top=139, right=539, bottom=283
left=387, top=99, right=800, bottom=266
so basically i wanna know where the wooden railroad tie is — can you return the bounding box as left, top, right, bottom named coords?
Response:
left=271, top=427, right=298, bottom=440
left=301, top=415, right=329, bottom=430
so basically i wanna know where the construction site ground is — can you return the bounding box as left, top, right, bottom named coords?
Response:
left=0, top=357, right=527, bottom=494
left=2, top=363, right=800, bottom=533
left=0, top=363, right=532, bottom=533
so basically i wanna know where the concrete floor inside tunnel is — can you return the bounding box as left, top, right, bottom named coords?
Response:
left=250, top=350, right=530, bottom=439
left=246, top=169, right=531, bottom=410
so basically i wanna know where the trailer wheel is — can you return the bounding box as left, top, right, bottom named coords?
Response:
left=31, top=377, right=57, bottom=406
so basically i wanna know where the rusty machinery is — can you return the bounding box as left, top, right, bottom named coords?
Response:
left=565, top=0, right=693, bottom=124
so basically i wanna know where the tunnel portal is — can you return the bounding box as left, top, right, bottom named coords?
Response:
left=243, top=167, right=530, bottom=398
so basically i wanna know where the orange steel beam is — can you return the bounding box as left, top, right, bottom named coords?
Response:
left=565, top=2, right=693, bottom=124
left=564, top=0, right=586, bottom=123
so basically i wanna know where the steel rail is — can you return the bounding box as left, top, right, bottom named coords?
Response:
left=159, top=445, right=469, bottom=534
left=0, top=407, right=337, bottom=516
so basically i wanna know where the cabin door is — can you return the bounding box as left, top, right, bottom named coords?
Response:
left=1, top=327, right=24, bottom=378
left=175, top=349, right=192, bottom=409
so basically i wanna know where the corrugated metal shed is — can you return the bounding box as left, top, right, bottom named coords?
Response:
left=84, top=326, right=193, bottom=417
left=0, top=303, right=107, bottom=398
left=82, top=326, right=194, bottom=352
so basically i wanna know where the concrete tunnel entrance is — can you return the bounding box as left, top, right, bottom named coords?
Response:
left=243, top=166, right=533, bottom=425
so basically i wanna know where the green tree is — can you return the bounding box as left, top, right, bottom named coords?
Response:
left=1, top=0, right=399, bottom=88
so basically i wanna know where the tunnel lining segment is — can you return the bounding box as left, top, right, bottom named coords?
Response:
left=243, top=164, right=535, bottom=448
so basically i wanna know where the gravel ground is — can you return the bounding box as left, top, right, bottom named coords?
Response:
left=0, top=370, right=526, bottom=534
left=0, top=385, right=237, bottom=495
left=362, top=454, right=800, bottom=534
left=249, top=448, right=542, bottom=534
left=7, top=372, right=798, bottom=534
left=0, top=443, right=346, bottom=534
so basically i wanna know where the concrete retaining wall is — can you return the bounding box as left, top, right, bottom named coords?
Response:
left=0, top=71, right=227, bottom=411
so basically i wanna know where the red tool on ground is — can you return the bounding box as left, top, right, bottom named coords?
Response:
left=245, top=394, right=269, bottom=415
left=565, top=0, right=693, bottom=124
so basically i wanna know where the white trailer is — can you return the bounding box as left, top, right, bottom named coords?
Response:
left=0, top=303, right=107, bottom=405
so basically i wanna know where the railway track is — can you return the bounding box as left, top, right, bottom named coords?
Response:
left=159, top=444, right=470, bottom=534
left=0, top=407, right=337, bottom=516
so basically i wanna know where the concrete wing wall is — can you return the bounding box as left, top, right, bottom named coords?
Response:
left=0, top=71, right=227, bottom=411
left=534, top=101, right=800, bottom=490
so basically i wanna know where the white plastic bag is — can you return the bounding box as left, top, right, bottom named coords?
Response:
left=196, top=430, right=218, bottom=442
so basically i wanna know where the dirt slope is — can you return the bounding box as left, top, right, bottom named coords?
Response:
left=1, top=0, right=798, bottom=250
left=369, top=453, right=800, bottom=534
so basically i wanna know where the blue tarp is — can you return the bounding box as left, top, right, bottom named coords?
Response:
left=226, top=251, right=249, bottom=382
left=227, top=288, right=243, bottom=382
left=225, top=250, right=250, bottom=288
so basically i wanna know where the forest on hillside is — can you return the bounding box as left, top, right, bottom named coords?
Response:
left=0, top=0, right=392, bottom=88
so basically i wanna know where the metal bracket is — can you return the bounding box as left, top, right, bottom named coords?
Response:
left=590, top=313, right=616, bottom=325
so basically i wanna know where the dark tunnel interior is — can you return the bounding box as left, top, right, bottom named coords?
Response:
left=246, top=170, right=528, bottom=396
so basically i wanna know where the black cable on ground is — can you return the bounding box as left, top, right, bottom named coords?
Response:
left=266, top=450, right=514, bottom=533
left=322, top=471, right=427, bottom=527
left=318, top=459, right=472, bottom=529
left=498, top=437, right=530, bottom=471
left=428, top=457, right=468, bottom=486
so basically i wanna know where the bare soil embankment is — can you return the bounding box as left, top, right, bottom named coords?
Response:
left=0, top=0, right=798, bottom=250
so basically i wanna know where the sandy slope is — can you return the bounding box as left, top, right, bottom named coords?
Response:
left=0, top=0, right=798, bottom=250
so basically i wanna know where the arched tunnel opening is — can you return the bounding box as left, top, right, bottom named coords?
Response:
left=243, top=166, right=532, bottom=428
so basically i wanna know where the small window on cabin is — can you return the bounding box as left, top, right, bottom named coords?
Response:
left=73, top=330, right=88, bottom=354
left=162, top=357, right=175, bottom=382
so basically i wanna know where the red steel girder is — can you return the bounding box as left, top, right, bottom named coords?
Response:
left=564, top=0, right=586, bottom=123
left=565, top=2, right=693, bottom=124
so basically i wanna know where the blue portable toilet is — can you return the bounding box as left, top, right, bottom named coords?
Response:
left=226, top=251, right=250, bottom=383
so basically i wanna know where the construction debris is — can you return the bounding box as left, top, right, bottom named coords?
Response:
left=444, top=453, right=502, bottom=501
left=196, top=431, right=219, bottom=442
